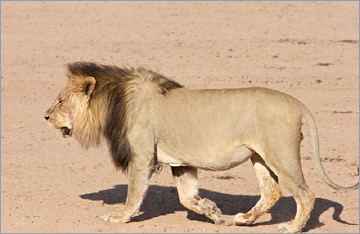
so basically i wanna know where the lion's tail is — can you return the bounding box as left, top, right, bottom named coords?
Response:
left=301, top=104, right=359, bottom=192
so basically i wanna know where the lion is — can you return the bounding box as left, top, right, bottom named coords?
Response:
left=44, top=62, right=358, bottom=233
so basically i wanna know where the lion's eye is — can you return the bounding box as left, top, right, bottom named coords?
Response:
left=58, top=99, right=63, bottom=104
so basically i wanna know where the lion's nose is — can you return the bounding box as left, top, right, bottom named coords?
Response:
left=44, top=115, right=49, bottom=121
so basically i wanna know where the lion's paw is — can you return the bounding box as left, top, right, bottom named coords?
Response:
left=234, top=212, right=255, bottom=226
left=101, top=213, right=130, bottom=223
left=196, top=198, right=223, bottom=224
left=277, top=223, right=301, bottom=233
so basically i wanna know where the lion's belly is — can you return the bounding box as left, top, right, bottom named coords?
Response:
left=156, top=144, right=254, bottom=171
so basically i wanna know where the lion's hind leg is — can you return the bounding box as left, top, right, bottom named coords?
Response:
left=275, top=175, right=315, bottom=233
left=265, top=147, right=315, bottom=233
left=235, top=153, right=282, bottom=226
left=171, top=166, right=224, bottom=224
left=275, top=168, right=315, bottom=233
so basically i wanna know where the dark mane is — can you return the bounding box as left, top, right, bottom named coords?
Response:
left=67, top=62, right=133, bottom=81
left=67, top=62, right=182, bottom=172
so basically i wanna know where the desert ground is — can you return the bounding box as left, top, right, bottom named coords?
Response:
left=1, top=1, right=359, bottom=233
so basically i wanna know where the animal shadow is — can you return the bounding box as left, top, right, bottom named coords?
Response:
left=80, top=184, right=356, bottom=232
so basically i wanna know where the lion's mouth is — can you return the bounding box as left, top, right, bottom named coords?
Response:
left=60, top=127, right=72, bottom=137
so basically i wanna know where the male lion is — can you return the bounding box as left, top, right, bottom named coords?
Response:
left=45, top=62, right=358, bottom=233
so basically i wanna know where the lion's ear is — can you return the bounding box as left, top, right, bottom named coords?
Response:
left=82, top=77, right=96, bottom=97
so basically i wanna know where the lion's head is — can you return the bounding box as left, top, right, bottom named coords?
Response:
left=44, top=86, right=73, bottom=138
left=44, top=73, right=96, bottom=140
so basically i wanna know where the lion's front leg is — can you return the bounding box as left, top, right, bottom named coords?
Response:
left=102, top=157, right=155, bottom=223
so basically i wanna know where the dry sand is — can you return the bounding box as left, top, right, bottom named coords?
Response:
left=1, top=1, right=359, bottom=233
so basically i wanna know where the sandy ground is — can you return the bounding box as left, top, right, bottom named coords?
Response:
left=1, top=1, right=359, bottom=233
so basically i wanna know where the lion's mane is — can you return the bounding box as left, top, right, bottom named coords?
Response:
left=66, top=62, right=182, bottom=171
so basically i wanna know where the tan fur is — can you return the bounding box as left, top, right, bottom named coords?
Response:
left=45, top=62, right=358, bottom=233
